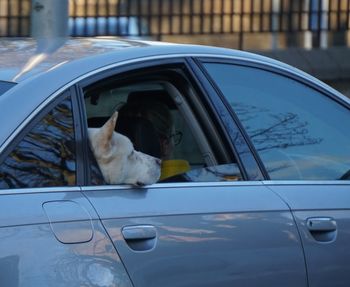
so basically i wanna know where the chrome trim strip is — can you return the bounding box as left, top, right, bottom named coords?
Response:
left=0, top=181, right=262, bottom=195
left=0, top=180, right=349, bottom=195
left=263, top=180, right=350, bottom=186
left=0, top=186, right=81, bottom=196
left=81, top=181, right=264, bottom=192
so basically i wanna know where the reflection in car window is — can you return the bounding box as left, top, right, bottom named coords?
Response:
left=204, top=63, right=350, bottom=180
left=0, top=97, right=76, bottom=189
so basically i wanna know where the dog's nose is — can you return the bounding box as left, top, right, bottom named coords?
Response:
left=155, top=158, right=161, bottom=166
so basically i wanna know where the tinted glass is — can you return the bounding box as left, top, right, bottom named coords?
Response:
left=204, top=63, right=350, bottom=180
left=0, top=97, right=76, bottom=188
left=0, top=81, right=16, bottom=96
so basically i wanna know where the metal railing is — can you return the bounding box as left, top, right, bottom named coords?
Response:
left=0, top=0, right=31, bottom=37
left=1, top=0, right=349, bottom=49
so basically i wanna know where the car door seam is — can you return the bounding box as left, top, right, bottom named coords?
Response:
left=80, top=189, right=136, bottom=287
left=264, top=184, right=310, bottom=287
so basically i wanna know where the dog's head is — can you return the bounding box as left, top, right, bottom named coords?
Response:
left=88, top=111, right=161, bottom=186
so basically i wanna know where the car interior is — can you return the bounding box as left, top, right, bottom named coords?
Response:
left=83, top=68, right=242, bottom=184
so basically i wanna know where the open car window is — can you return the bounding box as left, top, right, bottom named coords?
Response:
left=82, top=67, right=242, bottom=185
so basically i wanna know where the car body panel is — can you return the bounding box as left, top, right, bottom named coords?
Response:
left=0, top=188, right=133, bottom=287
left=266, top=182, right=350, bottom=287
left=83, top=183, right=308, bottom=287
left=0, top=188, right=97, bottom=226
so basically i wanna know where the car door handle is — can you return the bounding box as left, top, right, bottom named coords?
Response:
left=306, top=217, right=337, bottom=243
left=122, top=225, right=157, bottom=240
left=306, top=217, right=337, bottom=232
left=122, top=225, right=157, bottom=251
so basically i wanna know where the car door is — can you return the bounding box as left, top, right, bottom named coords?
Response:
left=201, top=59, right=350, bottom=287
left=0, top=89, right=132, bottom=286
left=80, top=60, right=308, bottom=287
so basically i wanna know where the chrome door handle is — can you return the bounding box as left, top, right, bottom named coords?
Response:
left=122, top=225, right=157, bottom=251
left=306, top=217, right=337, bottom=232
left=122, top=225, right=157, bottom=240
left=306, top=217, right=337, bottom=242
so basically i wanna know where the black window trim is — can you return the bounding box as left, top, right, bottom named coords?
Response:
left=194, top=58, right=270, bottom=180
left=70, top=85, right=85, bottom=185
left=187, top=57, right=264, bottom=181
left=74, top=83, right=93, bottom=186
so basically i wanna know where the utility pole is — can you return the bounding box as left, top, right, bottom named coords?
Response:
left=271, top=0, right=280, bottom=50
left=14, top=0, right=69, bottom=80
left=31, top=0, right=68, bottom=41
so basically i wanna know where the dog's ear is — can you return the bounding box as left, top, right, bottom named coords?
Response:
left=99, top=111, right=118, bottom=150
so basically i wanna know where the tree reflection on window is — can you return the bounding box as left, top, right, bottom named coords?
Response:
left=204, top=62, right=350, bottom=180
left=0, top=97, right=76, bottom=189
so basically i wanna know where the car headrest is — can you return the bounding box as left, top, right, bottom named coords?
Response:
left=87, top=117, right=109, bottom=128
left=115, top=116, right=161, bottom=158
left=127, top=90, right=176, bottom=109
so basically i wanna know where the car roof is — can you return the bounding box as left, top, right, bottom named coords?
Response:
left=0, top=37, right=147, bottom=82
left=0, top=37, right=294, bottom=83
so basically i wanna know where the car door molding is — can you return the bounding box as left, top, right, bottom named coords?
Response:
left=0, top=181, right=266, bottom=196
left=0, top=180, right=338, bottom=197
left=262, top=180, right=350, bottom=186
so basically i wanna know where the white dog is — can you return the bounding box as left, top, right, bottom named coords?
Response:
left=88, top=111, right=161, bottom=186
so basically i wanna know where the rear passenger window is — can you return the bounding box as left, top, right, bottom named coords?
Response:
left=83, top=67, right=242, bottom=184
left=0, top=95, right=76, bottom=189
left=204, top=63, right=350, bottom=180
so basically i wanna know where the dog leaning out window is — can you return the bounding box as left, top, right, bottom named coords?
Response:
left=88, top=111, right=162, bottom=186
left=84, top=78, right=241, bottom=185
left=86, top=88, right=192, bottom=185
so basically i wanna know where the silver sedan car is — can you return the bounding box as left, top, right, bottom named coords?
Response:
left=0, top=38, right=349, bottom=287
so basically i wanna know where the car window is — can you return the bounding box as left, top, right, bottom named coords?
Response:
left=83, top=68, right=242, bottom=184
left=0, top=95, right=76, bottom=189
left=204, top=63, right=350, bottom=180
left=0, top=81, right=16, bottom=96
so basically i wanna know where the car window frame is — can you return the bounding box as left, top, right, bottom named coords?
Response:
left=197, top=56, right=350, bottom=181
left=76, top=57, right=248, bottom=185
left=188, top=57, right=266, bottom=180
left=0, top=86, right=84, bottom=188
